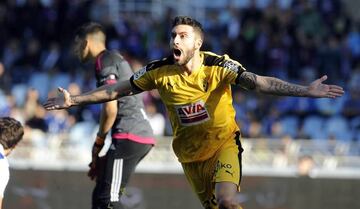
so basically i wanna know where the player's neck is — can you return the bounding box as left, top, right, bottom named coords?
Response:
left=3, top=148, right=13, bottom=156
left=181, top=51, right=202, bottom=75
left=90, top=45, right=106, bottom=61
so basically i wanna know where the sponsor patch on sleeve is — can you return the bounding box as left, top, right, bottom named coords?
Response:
left=133, top=67, right=147, bottom=80
left=98, top=74, right=117, bottom=86
left=175, top=100, right=210, bottom=126
left=221, top=60, right=245, bottom=73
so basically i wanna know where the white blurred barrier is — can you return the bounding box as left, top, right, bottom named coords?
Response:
left=8, top=137, right=360, bottom=178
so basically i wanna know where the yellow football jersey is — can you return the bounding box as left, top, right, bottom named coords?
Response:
left=130, top=51, right=246, bottom=163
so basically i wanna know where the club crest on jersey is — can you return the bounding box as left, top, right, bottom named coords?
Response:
left=133, top=67, right=147, bottom=80
left=175, top=100, right=210, bottom=126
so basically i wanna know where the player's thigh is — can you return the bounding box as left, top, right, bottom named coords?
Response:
left=213, top=136, right=243, bottom=209
left=182, top=136, right=243, bottom=209
left=214, top=139, right=242, bottom=189
left=93, top=149, right=117, bottom=201
left=120, top=143, right=152, bottom=188
left=182, top=160, right=217, bottom=209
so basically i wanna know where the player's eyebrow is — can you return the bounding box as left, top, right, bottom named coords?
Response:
left=178, top=32, right=188, bottom=36
left=171, top=31, right=188, bottom=38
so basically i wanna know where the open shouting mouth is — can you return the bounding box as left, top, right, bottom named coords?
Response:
left=173, top=48, right=182, bottom=60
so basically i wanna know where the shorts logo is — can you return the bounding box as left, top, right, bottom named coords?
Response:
left=175, top=100, right=210, bottom=126
left=226, top=170, right=234, bottom=177
left=215, top=160, right=234, bottom=177
left=133, top=67, right=147, bottom=80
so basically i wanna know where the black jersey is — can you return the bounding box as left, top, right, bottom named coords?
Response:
left=94, top=50, right=154, bottom=144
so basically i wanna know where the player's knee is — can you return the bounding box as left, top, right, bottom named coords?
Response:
left=217, top=196, right=238, bottom=209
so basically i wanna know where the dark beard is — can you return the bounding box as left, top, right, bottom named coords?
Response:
left=179, top=49, right=195, bottom=66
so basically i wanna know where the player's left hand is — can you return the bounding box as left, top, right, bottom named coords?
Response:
left=88, top=159, right=98, bottom=180
left=307, top=75, right=344, bottom=98
left=88, top=137, right=105, bottom=180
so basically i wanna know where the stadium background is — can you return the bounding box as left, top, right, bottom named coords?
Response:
left=0, top=0, right=360, bottom=208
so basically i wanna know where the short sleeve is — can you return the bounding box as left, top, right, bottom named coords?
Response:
left=218, top=55, right=247, bottom=85
left=96, top=66, right=118, bottom=87
left=95, top=51, right=133, bottom=87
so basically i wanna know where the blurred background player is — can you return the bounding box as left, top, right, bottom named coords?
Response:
left=0, top=117, right=24, bottom=209
left=73, top=22, right=155, bottom=209
left=44, top=16, right=344, bottom=209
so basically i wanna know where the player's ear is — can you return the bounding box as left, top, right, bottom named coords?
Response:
left=195, top=37, right=203, bottom=50
left=83, top=39, right=88, bottom=49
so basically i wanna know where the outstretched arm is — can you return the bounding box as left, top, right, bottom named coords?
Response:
left=237, top=72, right=344, bottom=98
left=44, top=80, right=140, bottom=110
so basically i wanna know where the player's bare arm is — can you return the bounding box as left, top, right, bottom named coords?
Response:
left=98, top=101, right=117, bottom=137
left=44, top=80, right=139, bottom=110
left=238, top=72, right=344, bottom=98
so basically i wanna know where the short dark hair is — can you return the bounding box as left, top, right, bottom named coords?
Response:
left=0, top=117, right=24, bottom=149
left=75, top=22, right=105, bottom=40
left=172, top=16, right=204, bottom=40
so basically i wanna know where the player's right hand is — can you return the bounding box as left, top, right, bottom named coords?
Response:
left=43, top=87, right=72, bottom=110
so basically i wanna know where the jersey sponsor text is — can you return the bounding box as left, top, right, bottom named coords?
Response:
left=175, top=100, right=210, bottom=126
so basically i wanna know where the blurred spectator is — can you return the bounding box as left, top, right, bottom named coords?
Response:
left=273, top=135, right=293, bottom=168
left=23, top=88, right=40, bottom=120
left=26, top=104, right=48, bottom=133
left=145, top=102, right=165, bottom=136
left=342, top=89, right=360, bottom=119
left=317, top=35, right=342, bottom=83
left=1, top=39, right=21, bottom=72
left=346, top=22, right=360, bottom=60
left=296, top=0, right=325, bottom=39
left=0, top=93, right=10, bottom=117
left=40, top=42, right=61, bottom=72
left=297, top=155, right=315, bottom=177
left=0, top=63, right=11, bottom=94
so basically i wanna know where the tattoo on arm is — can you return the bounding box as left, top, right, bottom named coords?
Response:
left=70, top=94, right=106, bottom=106
left=70, top=81, right=138, bottom=106
left=237, top=72, right=308, bottom=97
left=70, top=96, right=78, bottom=106
left=264, top=77, right=307, bottom=96
left=237, top=72, right=257, bottom=90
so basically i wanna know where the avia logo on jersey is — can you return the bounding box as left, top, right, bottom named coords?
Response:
left=175, top=100, right=210, bottom=126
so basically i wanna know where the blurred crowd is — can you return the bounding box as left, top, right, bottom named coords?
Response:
left=0, top=0, right=360, bottom=151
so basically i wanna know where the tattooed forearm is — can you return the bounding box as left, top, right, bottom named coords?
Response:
left=70, top=93, right=111, bottom=106
left=70, top=81, right=136, bottom=106
left=262, top=77, right=308, bottom=96
left=238, top=72, right=257, bottom=90
left=70, top=95, right=78, bottom=106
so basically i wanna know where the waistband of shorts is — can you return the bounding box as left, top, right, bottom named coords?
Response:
left=112, top=133, right=155, bottom=145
